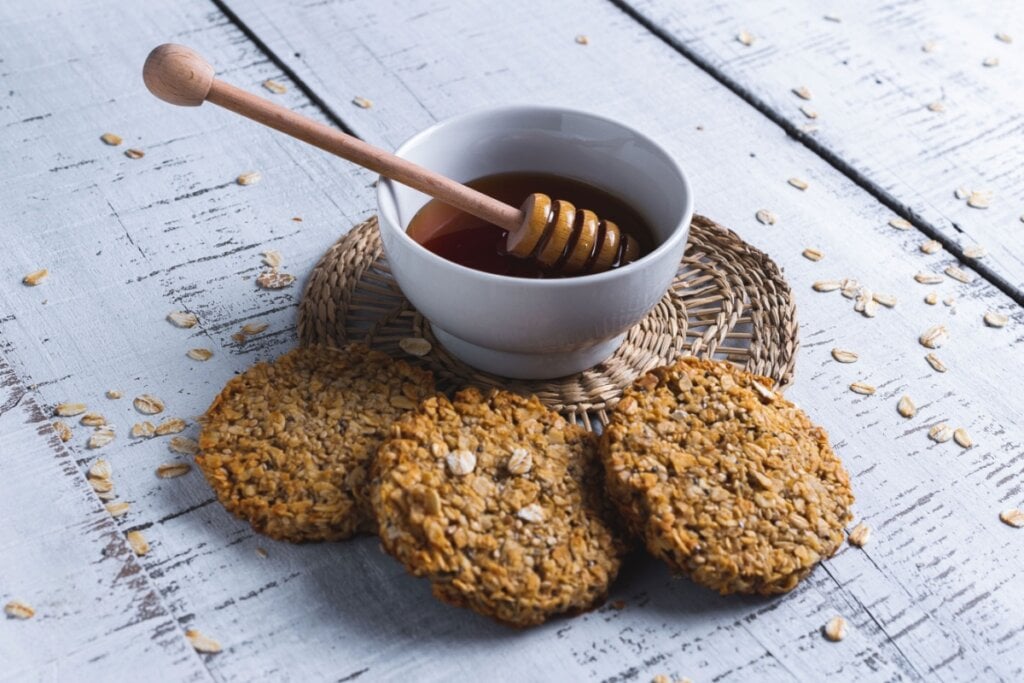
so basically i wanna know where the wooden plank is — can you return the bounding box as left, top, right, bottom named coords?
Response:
left=615, top=0, right=1024, bottom=301
left=0, top=353, right=210, bottom=682
left=0, top=0, right=1021, bottom=682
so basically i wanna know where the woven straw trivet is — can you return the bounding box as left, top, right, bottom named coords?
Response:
left=298, top=215, right=797, bottom=430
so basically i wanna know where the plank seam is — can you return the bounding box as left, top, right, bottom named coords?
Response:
left=606, top=0, right=1024, bottom=307
left=208, top=0, right=361, bottom=139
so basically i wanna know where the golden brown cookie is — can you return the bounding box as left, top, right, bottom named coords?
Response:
left=600, top=357, right=853, bottom=595
left=197, top=345, right=434, bottom=542
left=372, top=387, right=629, bottom=627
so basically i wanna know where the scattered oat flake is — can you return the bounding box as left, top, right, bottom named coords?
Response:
left=169, top=436, right=199, bottom=455
left=134, top=395, right=165, bottom=415
left=922, top=40, right=938, bottom=53
left=255, top=547, right=269, bottom=558
left=131, top=421, right=155, bottom=438
left=236, top=171, right=261, bottom=186
left=924, top=292, right=939, bottom=305
left=106, top=501, right=130, bottom=517
left=919, top=324, right=948, bottom=348
left=106, top=389, right=122, bottom=399
left=792, top=86, right=812, bottom=100
left=963, top=245, right=987, bottom=259
left=736, top=30, right=754, bottom=46
left=840, top=279, right=860, bottom=299
left=927, top=101, right=945, bottom=113
left=399, top=337, right=432, bottom=357
left=755, top=209, right=777, bottom=225
left=262, top=78, right=287, bottom=94
left=967, top=190, right=991, bottom=208
left=240, top=322, right=269, bottom=336
left=100, top=132, right=122, bottom=146
left=4, top=600, right=34, bottom=620
left=799, top=104, right=818, bottom=119
left=88, top=459, right=112, bottom=480
left=860, top=294, right=879, bottom=318
left=156, top=462, right=192, bottom=479
left=984, top=311, right=1008, bottom=328
left=90, top=477, right=113, bottom=494
left=517, top=503, right=545, bottom=523
left=995, top=32, right=1013, bottom=43
left=954, top=186, right=970, bottom=199
left=167, top=311, right=198, bottom=328
left=920, top=240, right=942, bottom=254
left=824, top=616, right=848, bottom=642
left=575, top=34, right=589, bottom=45
left=52, top=420, right=72, bottom=442
left=22, top=268, right=48, bottom=286
left=953, top=427, right=972, bottom=449
left=928, top=423, right=954, bottom=443
left=812, top=279, right=841, bottom=292
left=256, top=271, right=296, bottom=289
left=154, top=418, right=187, bottom=436
left=943, top=296, right=956, bottom=307
left=873, top=293, right=897, bottom=308
left=915, top=272, right=943, bottom=284
left=80, top=412, right=106, bottom=427
left=945, top=265, right=973, bottom=283
left=848, top=523, right=871, bottom=547
left=925, top=352, right=947, bottom=373
left=831, top=348, right=858, bottom=363
left=186, top=628, right=223, bottom=654
left=849, top=382, right=875, bottom=396
left=352, top=96, right=373, bottom=109
left=88, top=427, right=115, bottom=449
left=187, top=348, right=213, bottom=361
left=55, top=402, right=87, bottom=417
left=126, top=530, right=149, bottom=556
left=802, top=247, right=824, bottom=261
left=124, top=148, right=144, bottom=159
left=1000, top=509, right=1024, bottom=528
left=788, top=177, right=809, bottom=190
left=261, top=250, right=282, bottom=268
left=889, top=217, right=912, bottom=230
left=982, top=56, right=999, bottom=67
left=897, top=395, right=916, bottom=418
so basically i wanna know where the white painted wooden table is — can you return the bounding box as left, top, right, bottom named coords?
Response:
left=2, top=1, right=1022, bottom=681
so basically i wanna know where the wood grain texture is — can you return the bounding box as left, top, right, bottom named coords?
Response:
left=619, top=0, right=1024, bottom=301
left=0, top=0, right=1022, bottom=681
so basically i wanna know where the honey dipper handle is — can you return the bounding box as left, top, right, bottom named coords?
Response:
left=143, top=44, right=522, bottom=232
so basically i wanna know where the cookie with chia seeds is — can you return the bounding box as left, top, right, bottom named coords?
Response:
left=372, top=387, right=629, bottom=627
left=600, top=357, right=854, bottom=595
left=197, top=345, right=434, bottom=542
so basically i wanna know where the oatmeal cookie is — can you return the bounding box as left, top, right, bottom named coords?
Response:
left=372, top=388, right=629, bottom=627
left=197, top=345, right=434, bottom=542
left=600, top=357, right=853, bottom=595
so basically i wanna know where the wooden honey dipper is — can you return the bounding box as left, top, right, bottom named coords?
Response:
left=143, top=44, right=641, bottom=274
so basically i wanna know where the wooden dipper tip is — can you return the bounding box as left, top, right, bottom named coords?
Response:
left=143, top=44, right=215, bottom=107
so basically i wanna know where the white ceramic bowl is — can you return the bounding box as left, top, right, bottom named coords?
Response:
left=376, top=106, right=693, bottom=379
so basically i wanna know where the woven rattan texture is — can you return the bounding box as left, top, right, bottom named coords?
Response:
left=298, top=216, right=797, bottom=430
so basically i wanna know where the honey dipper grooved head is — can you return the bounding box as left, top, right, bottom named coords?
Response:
left=506, top=193, right=638, bottom=274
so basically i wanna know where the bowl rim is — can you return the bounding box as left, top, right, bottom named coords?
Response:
left=376, top=104, right=694, bottom=288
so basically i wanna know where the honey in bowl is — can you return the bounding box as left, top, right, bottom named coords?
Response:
left=406, top=172, right=656, bottom=278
